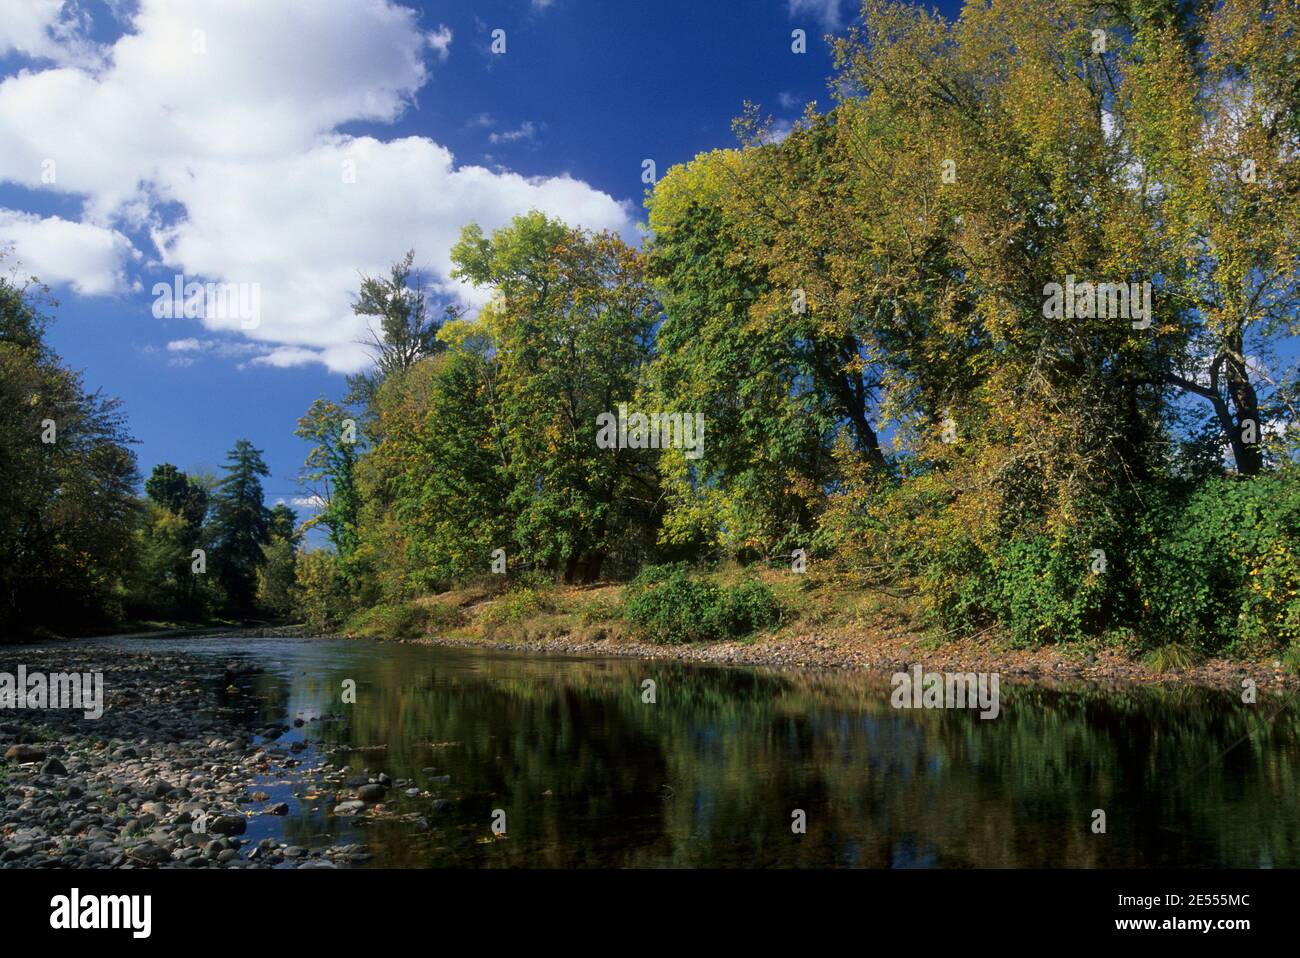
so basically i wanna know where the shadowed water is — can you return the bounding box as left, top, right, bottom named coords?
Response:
left=100, top=636, right=1300, bottom=868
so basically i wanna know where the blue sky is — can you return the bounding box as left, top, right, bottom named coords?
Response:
left=1, top=0, right=932, bottom=513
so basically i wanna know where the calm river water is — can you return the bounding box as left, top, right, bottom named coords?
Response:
left=104, top=636, right=1300, bottom=868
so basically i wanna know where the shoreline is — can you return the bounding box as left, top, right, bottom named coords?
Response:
left=357, top=578, right=1300, bottom=694
left=406, top=628, right=1296, bottom=695
left=29, top=619, right=1297, bottom=694
left=0, top=643, right=442, bottom=869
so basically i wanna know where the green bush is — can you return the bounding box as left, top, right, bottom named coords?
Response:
left=982, top=532, right=1114, bottom=648
left=347, top=602, right=426, bottom=639
left=480, top=587, right=553, bottom=626
left=913, top=473, right=1300, bottom=655
left=572, top=593, right=620, bottom=624
left=424, top=602, right=468, bottom=632
left=914, top=535, right=998, bottom=639
left=1128, top=475, right=1300, bottom=654
left=346, top=598, right=467, bottom=639
left=621, top=564, right=780, bottom=644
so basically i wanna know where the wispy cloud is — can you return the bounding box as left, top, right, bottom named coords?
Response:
left=788, top=0, right=844, bottom=31
left=489, top=120, right=539, bottom=145
left=760, top=118, right=795, bottom=144
left=426, top=24, right=452, bottom=60
left=161, top=337, right=267, bottom=367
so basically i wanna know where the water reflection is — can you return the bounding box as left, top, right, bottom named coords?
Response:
left=115, top=637, right=1300, bottom=868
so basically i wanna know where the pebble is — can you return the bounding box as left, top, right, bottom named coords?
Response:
left=0, top=644, right=385, bottom=870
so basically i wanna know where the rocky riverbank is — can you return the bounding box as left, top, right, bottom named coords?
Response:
left=0, top=644, right=443, bottom=869
left=414, top=625, right=1299, bottom=694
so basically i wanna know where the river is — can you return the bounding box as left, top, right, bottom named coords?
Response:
left=85, top=635, right=1300, bottom=867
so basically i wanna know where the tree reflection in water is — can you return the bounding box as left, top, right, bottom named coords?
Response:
left=183, top=638, right=1300, bottom=868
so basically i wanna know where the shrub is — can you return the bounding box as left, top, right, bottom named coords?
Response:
left=346, top=601, right=457, bottom=639
left=1142, top=643, right=1198, bottom=673
left=1128, top=475, right=1300, bottom=655
left=423, top=602, right=468, bottom=632
left=480, top=587, right=553, bottom=626
left=342, top=596, right=467, bottom=640
left=572, top=592, right=620, bottom=624
left=979, top=531, right=1116, bottom=648
left=827, top=463, right=1300, bottom=656
left=899, top=473, right=1300, bottom=655
left=621, top=564, right=780, bottom=644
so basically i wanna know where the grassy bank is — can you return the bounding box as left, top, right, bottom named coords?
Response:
left=335, top=566, right=1300, bottom=693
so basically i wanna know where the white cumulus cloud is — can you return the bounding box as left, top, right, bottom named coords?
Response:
left=0, top=0, right=104, bottom=66
left=0, top=0, right=631, bottom=373
left=0, top=209, right=136, bottom=294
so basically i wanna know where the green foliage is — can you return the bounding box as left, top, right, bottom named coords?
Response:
left=0, top=270, right=139, bottom=636
left=790, top=0, right=1300, bottom=658
left=880, top=473, right=1300, bottom=655
left=123, top=500, right=218, bottom=621
left=347, top=598, right=468, bottom=639
left=572, top=592, right=620, bottom=625
left=145, top=463, right=209, bottom=529
left=354, top=345, right=510, bottom=598
left=349, top=603, right=421, bottom=639
left=295, top=399, right=361, bottom=562
left=978, top=533, right=1113, bottom=649
left=210, top=439, right=272, bottom=614
left=645, top=153, right=832, bottom=560
left=294, top=549, right=353, bottom=632
left=452, top=212, right=663, bottom=584
left=350, top=249, right=449, bottom=381
left=256, top=502, right=301, bottom=618
left=256, top=536, right=299, bottom=618
left=1127, top=475, right=1300, bottom=653
left=480, top=588, right=553, bottom=626
left=123, top=463, right=218, bottom=621
left=621, top=564, right=781, bottom=644
left=267, top=503, right=300, bottom=547
left=422, top=602, right=469, bottom=632
left=347, top=213, right=663, bottom=604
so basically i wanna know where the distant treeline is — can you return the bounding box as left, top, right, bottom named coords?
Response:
left=4, top=0, right=1299, bottom=657
left=0, top=264, right=294, bottom=634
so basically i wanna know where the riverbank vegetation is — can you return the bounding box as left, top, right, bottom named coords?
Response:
left=3, top=0, right=1299, bottom=672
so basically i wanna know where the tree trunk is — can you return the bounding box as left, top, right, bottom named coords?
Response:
left=1222, top=343, right=1262, bottom=476
left=581, top=552, right=604, bottom=583
left=562, top=552, right=604, bottom=584
left=1165, top=341, right=1262, bottom=477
